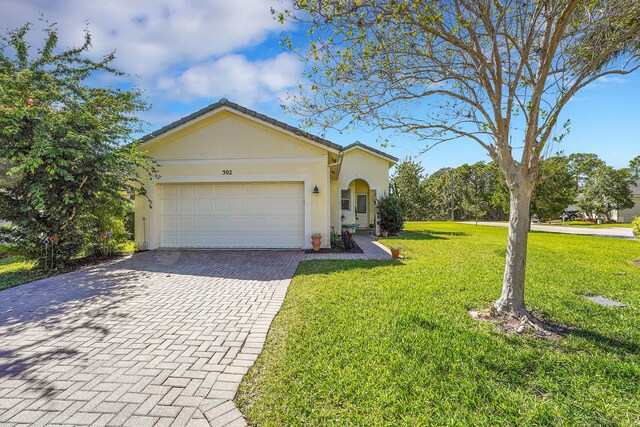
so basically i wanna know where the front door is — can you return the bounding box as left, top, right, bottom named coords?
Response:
left=356, top=193, right=367, bottom=227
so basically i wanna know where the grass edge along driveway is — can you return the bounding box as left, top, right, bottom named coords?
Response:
left=0, top=256, right=44, bottom=291
left=237, top=222, right=640, bottom=426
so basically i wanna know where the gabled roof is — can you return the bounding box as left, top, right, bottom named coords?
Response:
left=138, top=99, right=397, bottom=163
left=343, top=141, right=399, bottom=163
left=139, top=98, right=343, bottom=152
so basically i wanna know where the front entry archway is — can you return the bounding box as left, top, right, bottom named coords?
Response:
left=341, top=178, right=377, bottom=233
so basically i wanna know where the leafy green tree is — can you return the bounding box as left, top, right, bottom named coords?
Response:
left=422, top=167, right=461, bottom=220
left=578, top=165, right=634, bottom=221
left=280, top=0, right=640, bottom=319
left=459, top=162, right=492, bottom=225
left=390, top=157, right=428, bottom=220
left=531, top=155, right=578, bottom=222
left=629, top=155, right=640, bottom=179
left=0, top=23, right=156, bottom=266
left=568, top=153, right=606, bottom=190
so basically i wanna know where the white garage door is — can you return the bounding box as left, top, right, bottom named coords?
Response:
left=159, top=182, right=304, bottom=248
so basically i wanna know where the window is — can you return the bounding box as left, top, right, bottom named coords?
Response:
left=356, top=194, right=367, bottom=213
left=341, top=189, right=351, bottom=210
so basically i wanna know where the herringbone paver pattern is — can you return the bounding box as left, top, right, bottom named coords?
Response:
left=0, top=250, right=302, bottom=426
left=0, top=237, right=390, bottom=426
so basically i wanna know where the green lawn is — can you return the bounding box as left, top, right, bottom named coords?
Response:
left=544, top=221, right=633, bottom=228
left=0, top=255, right=45, bottom=291
left=237, top=222, right=640, bottom=426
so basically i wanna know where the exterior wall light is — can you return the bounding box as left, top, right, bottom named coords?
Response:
left=313, top=185, right=320, bottom=194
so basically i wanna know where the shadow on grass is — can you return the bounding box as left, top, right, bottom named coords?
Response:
left=295, top=259, right=404, bottom=276
left=565, top=328, right=640, bottom=357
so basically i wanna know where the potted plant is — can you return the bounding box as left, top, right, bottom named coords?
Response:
left=390, top=247, right=401, bottom=259
left=311, top=233, right=322, bottom=252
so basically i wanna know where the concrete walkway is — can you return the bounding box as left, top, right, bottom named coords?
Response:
left=461, top=221, right=636, bottom=239
left=0, top=238, right=391, bottom=426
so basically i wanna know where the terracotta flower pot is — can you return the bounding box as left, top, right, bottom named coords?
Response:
left=311, top=234, right=322, bottom=252
left=391, top=248, right=401, bottom=259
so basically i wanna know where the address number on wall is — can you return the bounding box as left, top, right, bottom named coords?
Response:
left=222, top=170, right=232, bottom=175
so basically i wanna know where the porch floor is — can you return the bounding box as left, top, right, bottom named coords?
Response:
left=302, top=234, right=391, bottom=260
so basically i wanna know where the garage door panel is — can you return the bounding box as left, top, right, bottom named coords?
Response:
left=196, top=217, right=213, bottom=230
left=196, top=200, right=213, bottom=213
left=160, top=182, right=304, bottom=248
left=196, top=185, right=213, bottom=197
left=163, top=201, right=178, bottom=214
left=178, top=186, right=195, bottom=197
left=178, top=201, right=196, bottom=215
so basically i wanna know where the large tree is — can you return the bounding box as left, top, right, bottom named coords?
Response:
left=0, top=23, right=155, bottom=265
left=458, top=162, right=494, bottom=224
left=390, top=157, right=428, bottom=220
left=629, top=155, right=640, bottom=179
left=422, top=167, right=462, bottom=220
left=279, top=0, right=640, bottom=320
left=530, top=155, right=577, bottom=222
left=578, top=165, right=635, bottom=221
left=568, top=153, right=606, bottom=190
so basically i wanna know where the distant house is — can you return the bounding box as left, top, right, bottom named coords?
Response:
left=611, top=179, right=640, bottom=223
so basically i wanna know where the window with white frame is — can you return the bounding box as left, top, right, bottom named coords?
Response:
left=341, top=189, right=351, bottom=210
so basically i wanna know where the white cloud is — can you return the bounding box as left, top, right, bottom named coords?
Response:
left=0, top=0, right=291, bottom=77
left=0, top=0, right=303, bottom=118
left=158, top=53, right=303, bottom=106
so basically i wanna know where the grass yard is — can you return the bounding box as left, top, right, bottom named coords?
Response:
left=0, top=256, right=45, bottom=291
left=237, top=222, right=640, bottom=426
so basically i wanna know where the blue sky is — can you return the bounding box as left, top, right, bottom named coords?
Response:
left=3, top=1, right=639, bottom=174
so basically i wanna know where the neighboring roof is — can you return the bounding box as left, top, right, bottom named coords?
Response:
left=139, top=98, right=343, bottom=152
left=343, top=141, right=399, bottom=163
left=630, top=179, right=640, bottom=196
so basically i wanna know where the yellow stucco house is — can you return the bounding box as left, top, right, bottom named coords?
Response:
left=134, top=99, right=397, bottom=250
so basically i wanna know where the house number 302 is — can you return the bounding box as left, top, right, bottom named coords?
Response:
left=222, top=170, right=232, bottom=175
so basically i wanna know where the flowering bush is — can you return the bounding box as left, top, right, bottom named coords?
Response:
left=0, top=23, right=156, bottom=267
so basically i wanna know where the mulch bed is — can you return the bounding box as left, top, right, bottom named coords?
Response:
left=469, top=308, right=567, bottom=340
left=305, top=239, right=364, bottom=254
left=44, top=252, right=134, bottom=275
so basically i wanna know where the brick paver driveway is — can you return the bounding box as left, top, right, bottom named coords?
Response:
left=0, top=250, right=303, bottom=426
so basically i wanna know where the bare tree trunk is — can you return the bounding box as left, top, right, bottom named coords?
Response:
left=494, top=181, right=534, bottom=317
